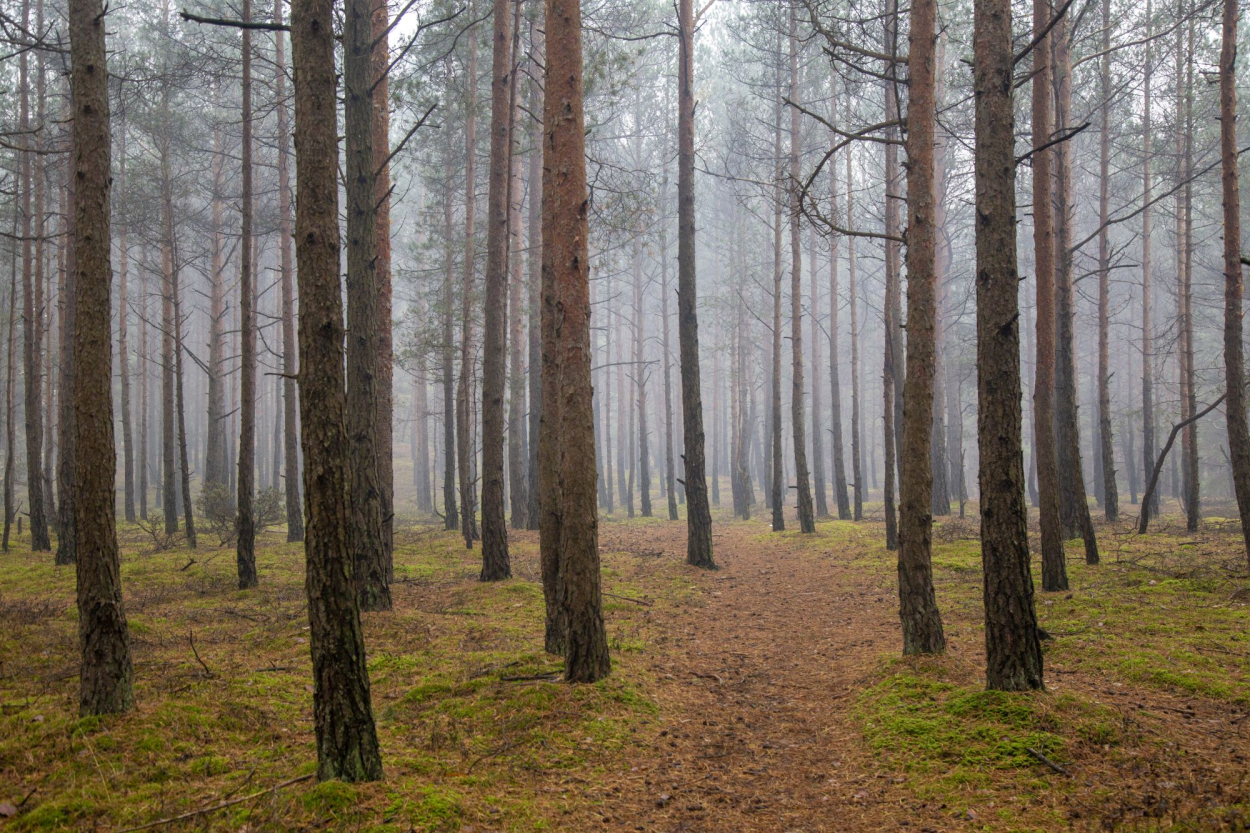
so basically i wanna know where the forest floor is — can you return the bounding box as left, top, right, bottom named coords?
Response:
left=3, top=498, right=1250, bottom=831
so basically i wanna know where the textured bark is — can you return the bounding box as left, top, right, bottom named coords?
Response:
left=1179, top=15, right=1198, bottom=531
left=117, top=123, right=135, bottom=523
left=678, top=0, right=714, bottom=566
left=882, top=0, right=902, bottom=552
left=236, top=0, right=257, bottom=589
left=770, top=58, right=785, bottom=532
left=291, top=0, right=383, bottom=780
left=206, top=103, right=227, bottom=491
left=544, top=0, right=611, bottom=680
left=138, top=250, right=149, bottom=521
left=277, top=0, right=304, bottom=542
left=788, top=8, right=814, bottom=535
left=69, top=0, right=133, bottom=715
left=974, top=0, right=1044, bottom=690
left=847, top=149, right=863, bottom=521
left=931, top=39, right=952, bottom=518
left=507, top=32, right=528, bottom=530
left=345, top=0, right=390, bottom=609
left=1031, top=0, right=1067, bottom=592
left=1096, top=0, right=1118, bottom=520
left=19, top=0, right=49, bottom=552
left=1219, top=0, right=1250, bottom=566
left=457, top=16, right=480, bottom=547
left=372, top=0, right=394, bottom=574
left=479, top=0, right=514, bottom=580
left=1051, top=15, right=1097, bottom=564
left=898, top=0, right=947, bottom=656
left=160, top=126, right=178, bottom=540
left=5, top=207, right=17, bottom=551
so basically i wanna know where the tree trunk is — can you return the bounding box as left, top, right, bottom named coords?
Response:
left=507, top=16, right=528, bottom=529
left=810, top=232, right=828, bottom=519
left=372, top=0, right=394, bottom=575
left=635, top=238, right=653, bottom=517
left=172, top=249, right=196, bottom=548
left=898, top=0, right=947, bottom=656
left=236, top=0, right=257, bottom=588
left=847, top=149, right=863, bottom=521
left=290, top=0, right=383, bottom=780
left=1219, top=0, right=1250, bottom=566
left=1031, top=0, right=1067, bottom=592
left=1181, top=15, right=1198, bottom=532
left=117, top=122, right=135, bottom=523
left=678, top=0, right=714, bottom=566
left=543, top=0, right=611, bottom=680
left=660, top=140, right=680, bottom=522
left=1139, top=0, right=1158, bottom=528
left=441, top=157, right=458, bottom=530
left=457, top=15, right=480, bottom=548
left=69, top=0, right=133, bottom=716
left=19, top=0, right=49, bottom=552
left=5, top=207, right=17, bottom=551
left=55, top=145, right=76, bottom=568
left=974, top=0, right=1044, bottom=691
left=277, top=0, right=304, bottom=542
left=345, top=0, right=390, bottom=608
left=1051, top=14, right=1098, bottom=564
left=881, top=0, right=902, bottom=552
left=525, top=57, right=543, bottom=531
left=1097, top=0, right=1118, bottom=520
left=770, top=52, right=785, bottom=532
left=478, top=0, right=514, bottom=580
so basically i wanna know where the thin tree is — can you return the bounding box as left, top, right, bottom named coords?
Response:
left=117, top=121, right=136, bottom=523
left=973, top=0, right=1044, bottom=690
left=479, top=0, right=515, bottom=580
left=788, top=6, right=814, bottom=534
left=373, top=0, right=395, bottom=575
left=881, top=0, right=902, bottom=552
left=291, top=0, right=383, bottom=780
left=236, top=0, right=258, bottom=588
left=56, top=138, right=76, bottom=568
left=70, top=0, right=133, bottom=715
left=1096, top=0, right=1118, bottom=519
left=1031, top=0, right=1066, bottom=592
left=457, top=12, right=480, bottom=547
left=898, top=0, right=946, bottom=655
left=1139, top=0, right=1158, bottom=527
left=677, top=0, right=715, bottom=566
left=827, top=77, right=850, bottom=521
left=847, top=148, right=863, bottom=521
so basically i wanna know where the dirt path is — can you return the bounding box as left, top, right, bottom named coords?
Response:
left=594, top=520, right=947, bottom=832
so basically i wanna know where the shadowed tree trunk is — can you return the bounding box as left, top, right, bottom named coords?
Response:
left=525, top=52, right=543, bottom=531
left=345, top=0, right=390, bottom=609
left=1178, top=13, right=1198, bottom=531
left=507, top=22, right=528, bottom=530
left=543, top=0, right=611, bottom=680
left=478, top=0, right=514, bottom=581
left=1031, top=0, right=1067, bottom=592
left=1219, top=0, right=1250, bottom=567
left=898, top=0, right=947, bottom=656
left=1139, top=0, right=1158, bottom=528
left=974, top=0, right=1044, bottom=690
left=882, top=0, right=902, bottom=552
left=70, top=0, right=133, bottom=716
left=787, top=6, right=814, bottom=535
left=277, top=0, right=303, bottom=542
left=1051, top=13, right=1097, bottom=564
left=236, top=0, right=257, bottom=589
left=55, top=148, right=75, bottom=567
left=5, top=207, right=17, bottom=551
left=373, top=0, right=394, bottom=576
left=291, top=0, right=383, bottom=780
left=678, top=0, right=714, bottom=566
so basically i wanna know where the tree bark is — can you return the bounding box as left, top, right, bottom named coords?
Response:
left=172, top=246, right=196, bottom=548
left=543, top=0, right=611, bottom=680
left=770, top=48, right=785, bottom=532
left=1139, top=0, right=1158, bottom=528
left=1031, top=0, right=1067, bottom=592
left=507, top=12, right=528, bottom=530
left=69, top=0, right=134, bottom=716
left=660, top=134, right=680, bottom=522
left=882, top=0, right=902, bottom=552
left=291, top=0, right=383, bottom=780
left=1096, top=0, right=1118, bottom=520
left=1219, top=0, right=1250, bottom=566
left=788, top=6, right=814, bottom=535
left=898, top=0, right=947, bottom=656
left=442, top=156, right=459, bottom=530
left=847, top=148, right=863, bottom=521
left=479, top=0, right=514, bottom=580
left=345, top=0, right=390, bottom=608
left=373, top=0, right=394, bottom=574
left=974, top=0, right=1044, bottom=690
left=525, top=42, right=543, bottom=531
left=236, top=0, right=257, bottom=588
left=55, top=140, right=76, bottom=568
left=457, top=15, right=481, bottom=547
left=810, top=232, right=828, bottom=519
left=1051, top=13, right=1097, bottom=564
left=678, top=0, right=714, bottom=566
left=117, top=121, right=135, bottom=523
left=827, top=79, right=850, bottom=521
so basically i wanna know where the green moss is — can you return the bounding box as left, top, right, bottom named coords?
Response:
left=301, top=780, right=359, bottom=815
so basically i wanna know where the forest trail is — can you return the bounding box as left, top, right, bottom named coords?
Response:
left=595, top=519, right=943, bottom=832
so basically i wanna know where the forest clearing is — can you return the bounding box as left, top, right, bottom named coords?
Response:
left=4, top=483, right=1250, bottom=831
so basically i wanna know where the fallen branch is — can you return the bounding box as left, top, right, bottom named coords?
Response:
left=500, top=672, right=561, bottom=682
left=691, top=671, right=724, bottom=684
left=116, top=773, right=314, bottom=832
left=188, top=632, right=217, bottom=680
left=603, top=591, right=653, bottom=607
left=1026, top=747, right=1069, bottom=775
left=1138, top=392, right=1226, bottom=533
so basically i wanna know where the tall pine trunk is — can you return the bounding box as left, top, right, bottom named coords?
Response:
left=235, top=0, right=257, bottom=588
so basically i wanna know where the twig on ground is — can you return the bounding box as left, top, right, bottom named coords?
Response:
left=1026, top=747, right=1069, bottom=775
left=603, top=591, right=653, bottom=607
left=115, top=773, right=314, bottom=832
left=188, top=632, right=217, bottom=679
